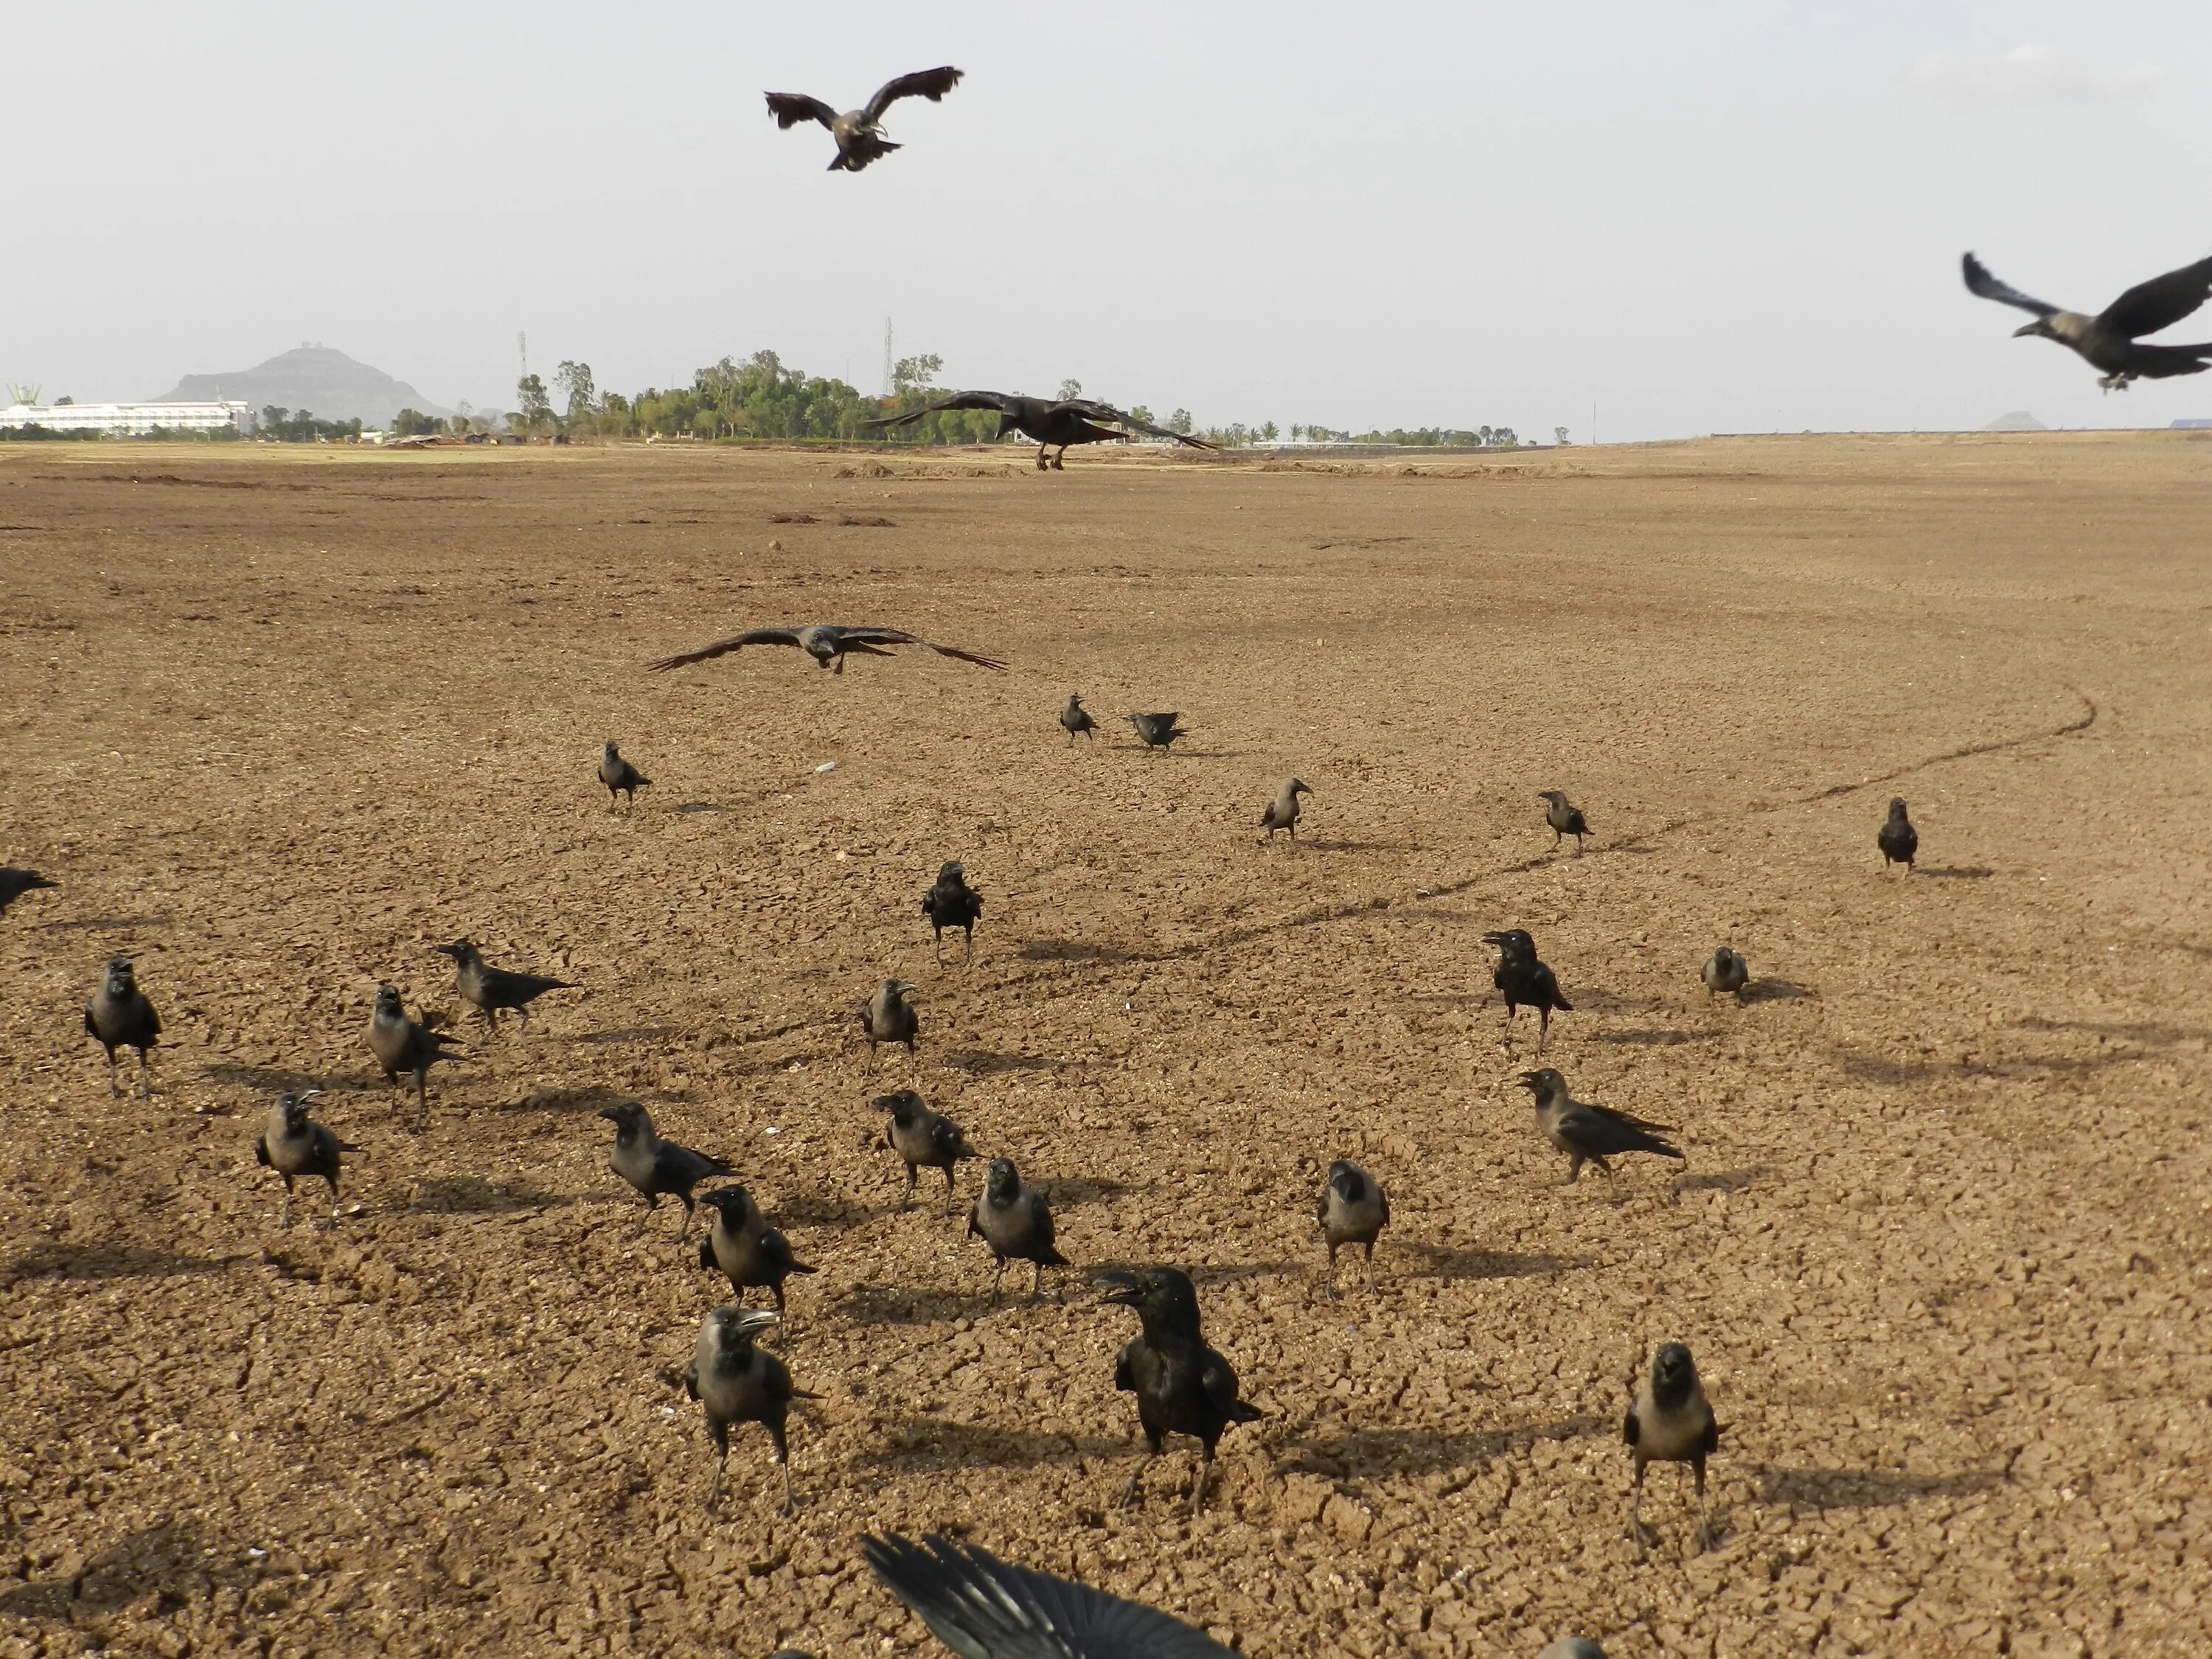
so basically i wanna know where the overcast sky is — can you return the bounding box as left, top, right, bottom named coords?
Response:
left=9, top=1, right=2211, bottom=440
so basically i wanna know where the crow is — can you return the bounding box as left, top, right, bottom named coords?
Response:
left=1514, top=1068, right=1683, bottom=1184
left=598, top=740, right=650, bottom=809
left=1126, top=712, right=1188, bottom=753
left=1701, top=947, right=1749, bottom=999
left=1316, top=1158, right=1388, bottom=1297
left=1260, top=779, right=1312, bottom=842
left=1060, top=694, right=1097, bottom=744
left=920, top=861, right=983, bottom=966
left=254, top=1089, right=356, bottom=1231
left=646, top=624, right=1005, bottom=676
left=684, top=1307, right=816, bottom=1513
left=367, top=985, right=464, bottom=1130
left=968, top=1157, right=1067, bottom=1303
left=1964, top=250, right=2212, bottom=392
left=85, top=957, right=160, bottom=1099
left=0, top=867, right=56, bottom=917
left=1538, top=789, right=1590, bottom=852
left=1878, top=797, right=1918, bottom=874
left=862, top=1531, right=1238, bottom=1659
left=434, top=939, right=578, bottom=1035
left=598, top=1100, right=733, bottom=1239
left=1625, top=1342, right=1720, bottom=1554
left=698, top=1185, right=817, bottom=1320
left=1482, top=928, right=1573, bottom=1055
left=867, top=392, right=1216, bottom=471
left=874, top=1089, right=977, bottom=1211
left=765, top=66, right=963, bottom=173
left=861, top=979, right=920, bottom=1056
left=1104, top=1265, right=1263, bottom=1514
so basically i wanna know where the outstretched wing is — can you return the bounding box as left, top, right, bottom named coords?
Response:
left=1054, top=400, right=1218, bottom=451
left=864, top=66, right=964, bottom=123
left=1561, top=1101, right=1681, bottom=1160
left=840, top=628, right=1009, bottom=671
left=765, top=92, right=839, bottom=131
left=1961, top=253, right=2057, bottom=319
left=645, top=627, right=804, bottom=672
left=864, top=390, right=1020, bottom=431
left=2124, top=341, right=2212, bottom=378
left=2097, top=254, right=2212, bottom=339
left=863, top=1531, right=1236, bottom=1659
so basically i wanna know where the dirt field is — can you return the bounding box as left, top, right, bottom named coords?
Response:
left=3, top=433, right=2209, bottom=1658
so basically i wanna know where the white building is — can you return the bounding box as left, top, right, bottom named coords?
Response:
left=0, top=400, right=251, bottom=434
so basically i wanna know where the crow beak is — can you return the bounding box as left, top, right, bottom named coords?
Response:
left=1099, top=1285, right=1144, bottom=1309
left=1514, top=1071, right=1541, bottom=1089
left=596, top=1107, right=620, bottom=1121
left=2012, top=321, right=2039, bottom=338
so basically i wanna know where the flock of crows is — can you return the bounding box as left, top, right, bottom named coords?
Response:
left=27, top=46, right=2205, bottom=1659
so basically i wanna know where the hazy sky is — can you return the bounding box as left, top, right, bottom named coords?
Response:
left=10, top=2, right=2211, bottom=440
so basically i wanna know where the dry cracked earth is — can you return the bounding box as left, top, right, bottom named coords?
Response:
left=1, top=434, right=2209, bottom=1658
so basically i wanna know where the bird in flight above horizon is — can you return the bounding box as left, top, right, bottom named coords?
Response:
left=1963, top=251, right=2212, bottom=392
left=867, top=392, right=1217, bottom=471
left=765, top=67, right=963, bottom=173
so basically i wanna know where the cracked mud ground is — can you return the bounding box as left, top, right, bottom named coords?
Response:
left=1, top=434, right=2208, bottom=1658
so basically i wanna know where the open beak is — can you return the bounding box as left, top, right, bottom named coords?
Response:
left=1514, top=1071, right=1542, bottom=1090
left=2012, top=321, right=2040, bottom=338
left=1099, top=1284, right=1144, bottom=1309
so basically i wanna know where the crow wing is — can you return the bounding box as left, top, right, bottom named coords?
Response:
left=838, top=627, right=1009, bottom=670
left=1558, top=1101, right=1682, bottom=1160
left=863, top=390, right=1020, bottom=431
left=2124, top=341, right=2212, bottom=378
left=863, top=1531, right=1236, bottom=1659
left=1054, top=400, right=1218, bottom=451
left=764, top=92, right=839, bottom=131
left=2097, top=254, right=2212, bottom=339
left=645, top=627, right=804, bottom=672
left=864, top=66, right=964, bottom=122
left=1961, top=253, right=2058, bottom=319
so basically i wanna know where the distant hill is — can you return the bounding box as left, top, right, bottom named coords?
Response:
left=1981, top=410, right=2048, bottom=432
left=155, top=345, right=451, bottom=426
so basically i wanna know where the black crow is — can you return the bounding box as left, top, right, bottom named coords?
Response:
left=685, top=1307, right=816, bottom=1513
left=1964, top=251, right=2212, bottom=391
left=85, top=957, right=160, bottom=1099
left=1126, top=712, right=1188, bottom=753
left=1104, top=1265, right=1263, bottom=1514
left=968, top=1156, right=1067, bottom=1303
left=647, top=624, right=1005, bottom=676
left=698, top=1185, right=818, bottom=1318
left=1701, top=947, right=1749, bottom=999
left=1482, top=928, right=1573, bottom=1055
left=1259, top=779, right=1312, bottom=842
left=1537, top=789, right=1590, bottom=852
left=1316, top=1158, right=1388, bottom=1297
left=598, top=1100, right=733, bottom=1239
left=765, top=67, right=963, bottom=173
left=1514, top=1068, right=1683, bottom=1184
left=874, top=1089, right=977, bottom=1211
left=1625, top=1342, right=1720, bottom=1553
left=1878, top=797, right=1918, bottom=874
left=434, top=939, right=578, bottom=1035
left=367, top=985, right=465, bottom=1129
left=254, top=1089, right=355, bottom=1231
left=868, top=393, right=1217, bottom=471
left=1060, top=694, right=1097, bottom=743
left=599, top=741, right=650, bottom=809
left=920, top=861, right=983, bottom=966
left=861, top=979, right=920, bottom=1056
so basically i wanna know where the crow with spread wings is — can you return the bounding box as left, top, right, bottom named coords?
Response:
left=645, top=623, right=1006, bottom=676
left=1963, top=251, right=2212, bottom=392
left=866, top=392, right=1218, bottom=470
left=765, top=67, right=962, bottom=173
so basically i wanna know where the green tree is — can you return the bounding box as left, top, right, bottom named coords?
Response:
left=553, top=361, right=597, bottom=425
left=892, top=353, right=943, bottom=394
left=1259, top=421, right=1280, bottom=442
left=1167, top=408, right=1192, bottom=435
left=392, top=408, right=439, bottom=437
left=1057, top=378, right=1082, bottom=402
left=1129, top=405, right=1155, bottom=426
left=516, top=373, right=554, bottom=431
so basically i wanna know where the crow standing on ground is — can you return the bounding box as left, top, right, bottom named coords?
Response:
left=367, top=985, right=464, bottom=1129
left=598, top=1100, right=733, bottom=1239
left=1963, top=251, right=2212, bottom=392
left=1702, top=947, right=1750, bottom=999
left=1105, top=1265, right=1264, bottom=1514
left=1127, top=712, right=1188, bottom=753
left=874, top=1089, right=978, bottom=1211
left=920, top=861, right=983, bottom=966
left=647, top=624, right=1006, bottom=677
left=1878, top=797, right=1918, bottom=874
left=1483, top=928, right=1573, bottom=1054
left=698, top=1186, right=817, bottom=1318
left=866, top=392, right=1217, bottom=471
left=765, top=66, right=963, bottom=173
left=254, top=1089, right=355, bottom=1231
left=860, top=979, right=920, bottom=1056
left=1625, top=1341, right=1721, bottom=1553
left=85, top=957, right=160, bottom=1099
left=684, top=1307, right=816, bottom=1513
left=434, top=940, right=578, bottom=1034
left=1538, top=789, right=1590, bottom=852
left=0, top=867, right=55, bottom=917
left=862, top=1531, right=1239, bottom=1659
left=598, top=741, right=650, bottom=809
left=1515, top=1068, right=1683, bottom=1184
left=1260, top=779, right=1312, bottom=842
left=1060, top=694, right=1097, bottom=743
left=1316, top=1158, right=1388, bottom=1297
left=968, top=1157, right=1067, bottom=1303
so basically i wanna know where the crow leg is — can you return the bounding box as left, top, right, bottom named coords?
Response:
left=1363, top=1240, right=1377, bottom=1293
left=990, top=1256, right=1006, bottom=1306
left=963, top=926, right=973, bottom=964
left=1536, top=1007, right=1550, bottom=1057
left=105, top=1048, right=121, bottom=1099
left=413, top=1069, right=428, bottom=1132
left=278, top=1185, right=293, bottom=1232
left=1035, top=442, right=1050, bottom=470
left=633, top=1194, right=657, bottom=1237
left=1630, top=1456, right=1653, bottom=1552
left=1030, top=1259, right=1043, bottom=1302
left=1119, top=1447, right=1158, bottom=1508
left=1190, top=1446, right=1214, bottom=1514
left=900, top=1164, right=917, bottom=1209
left=517, top=1006, right=532, bottom=1036
left=709, top=1426, right=728, bottom=1509
left=676, top=1197, right=694, bottom=1244
left=933, top=930, right=944, bottom=968
left=941, top=1164, right=958, bottom=1214
left=769, top=1423, right=794, bottom=1514
left=1692, top=1456, right=1715, bottom=1551
left=1566, top=1155, right=1583, bottom=1186
left=1324, top=1240, right=1339, bottom=1300
left=1051, top=448, right=1066, bottom=470
left=137, top=1047, right=154, bottom=1100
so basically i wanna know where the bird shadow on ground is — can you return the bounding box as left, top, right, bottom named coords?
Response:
left=0, top=1520, right=256, bottom=1620
left=4, top=1243, right=246, bottom=1286
left=38, top=912, right=170, bottom=935
left=831, top=1282, right=998, bottom=1326
left=777, top=1193, right=883, bottom=1229
left=1289, top=839, right=1408, bottom=855
left=669, top=802, right=725, bottom=815
left=1015, top=938, right=1140, bottom=965
left=410, top=1176, right=568, bottom=1214
left=1042, top=1175, right=1138, bottom=1211
left=1740, top=978, right=1818, bottom=1004
left=1596, top=1028, right=1704, bottom=1048
left=1397, top=1244, right=1589, bottom=1282
left=201, top=1062, right=367, bottom=1093
left=563, top=1025, right=686, bottom=1047
left=507, top=1082, right=684, bottom=1114
left=1568, top=989, right=1673, bottom=1016
left=860, top=1416, right=1124, bottom=1472
left=1754, top=1465, right=2006, bottom=1510
left=1281, top=1416, right=1610, bottom=1481
left=941, top=1049, right=1098, bottom=1077
left=1673, top=1166, right=1767, bottom=1194
left=1917, top=866, right=1996, bottom=880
